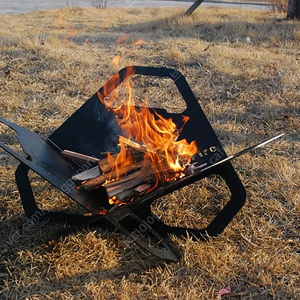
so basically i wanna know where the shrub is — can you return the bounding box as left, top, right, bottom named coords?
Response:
left=268, top=0, right=288, bottom=12
left=91, top=0, right=107, bottom=9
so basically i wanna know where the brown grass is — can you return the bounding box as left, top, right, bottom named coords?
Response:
left=0, top=6, right=299, bottom=299
left=268, top=0, right=288, bottom=13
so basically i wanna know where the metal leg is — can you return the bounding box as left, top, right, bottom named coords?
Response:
left=14, top=163, right=111, bottom=227
left=134, top=162, right=246, bottom=240
left=105, top=207, right=180, bottom=261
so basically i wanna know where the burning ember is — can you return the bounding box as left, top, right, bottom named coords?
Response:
left=63, top=68, right=198, bottom=212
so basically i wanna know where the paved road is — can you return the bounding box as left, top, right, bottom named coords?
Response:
left=0, top=0, right=268, bottom=15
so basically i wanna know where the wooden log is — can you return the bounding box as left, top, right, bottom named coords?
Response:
left=105, top=159, right=180, bottom=194
left=133, top=183, right=152, bottom=194
left=105, top=164, right=180, bottom=202
left=71, top=150, right=143, bottom=181
left=80, top=160, right=146, bottom=191
left=61, top=150, right=99, bottom=163
left=98, top=153, right=118, bottom=173
left=105, top=174, right=154, bottom=198
left=118, top=135, right=150, bottom=153
left=71, top=165, right=101, bottom=181
left=98, top=149, right=144, bottom=173
left=108, top=183, right=152, bottom=213
left=112, top=189, right=135, bottom=203
left=104, top=165, right=155, bottom=194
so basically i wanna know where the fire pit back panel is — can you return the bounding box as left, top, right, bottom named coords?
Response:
left=49, top=95, right=122, bottom=158
left=49, top=66, right=226, bottom=168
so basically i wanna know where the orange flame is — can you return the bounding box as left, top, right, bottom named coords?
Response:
left=97, top=68, right=197, bottom=186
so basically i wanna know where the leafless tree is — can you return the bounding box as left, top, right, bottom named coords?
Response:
left=91, top=0, right=107, bottom=9
left=287, top=0, right=300, bottom=19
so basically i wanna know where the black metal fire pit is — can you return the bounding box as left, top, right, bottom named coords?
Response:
left=0, top=66, right=246, bottom=261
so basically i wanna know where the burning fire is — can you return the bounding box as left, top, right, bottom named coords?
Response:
left=96, top=67, right=198, bottom=188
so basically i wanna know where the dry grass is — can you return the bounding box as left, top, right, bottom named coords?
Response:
left=0, top=6, right=299, bottom=299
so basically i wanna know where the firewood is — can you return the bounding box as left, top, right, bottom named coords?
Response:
left=105, top=175, right=149, bottom=198
left=113, top=189, right=135, bottom=202
left=104, top=165, right=155, bottom=195
left=61, top=150, right=99, bottom=163
left=98, top=153, right=118, bottom=173
left=98, top=150, right=144, bottom=173
left=118, top=135, right=149, bottom=153
left=71, top=165, right=101, bottom=181
left=105, top=160, right=179, bottom=196
left=108, top=193, right=132, bottom=213
left=80, top=160, right=146, bottom=191
left=71, top=154, right=119, bottom=181
left=108, top=183, right=152, bottom=213
left=133, top=183, right=152, bottom=194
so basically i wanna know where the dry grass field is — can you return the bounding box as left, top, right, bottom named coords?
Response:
left=0, top=5, right=299, bottom=300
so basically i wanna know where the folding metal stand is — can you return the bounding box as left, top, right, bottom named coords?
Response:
left=0, top=66, right=246, bottom=261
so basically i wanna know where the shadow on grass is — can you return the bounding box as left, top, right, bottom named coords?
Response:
left=67, top=13, right=300, bottom=46
left=210, top=102, right=299, bottom=142
left=0, top=214, right=168, bottom=296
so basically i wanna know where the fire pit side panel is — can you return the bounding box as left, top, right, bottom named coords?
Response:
left=49, top=95, right=121, bottom=158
